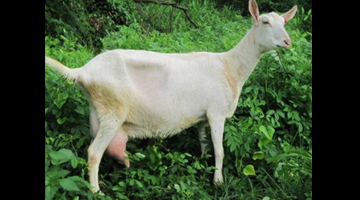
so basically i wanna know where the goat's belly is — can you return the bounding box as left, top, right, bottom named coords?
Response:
left=123, top=115, right=206, bottom=139
left=122, top=94, right=208, bottom=139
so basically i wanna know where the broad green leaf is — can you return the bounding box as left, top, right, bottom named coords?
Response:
left=258, top=136, right=270, bottom=149
left=253, top=151, right=265, bottom=160
left=45, top=186, right=57, bottom=200
left=243, top=165, right=256, bottom=176
left=174, top=183, right=181, bottom=192
left=230, top=142, right=237, bottom=152
left=150, top=153, right=156, bottom=163
left=71, top=158, right=78, bottom=168
left=229, top=125, right=237, bottom=132
left=57, top=169, right=71, bottom=178
left=60, top=178, right=80, bottom=192
left=259, top=126, right=267, bottom=135
left=129, top=179, right=135, bottom=186
left=119, top=181, right=126, bottom=187
left=75, top=107, right=86, bottom=115
left=54, top=93, right=69, bottom=109
left=49, top=148, right=75, bottom=165
left=276, top=110, right=285, bottom=118
left=135, top=153, right=146, bottom=159
left=266, top=110, right=275, bottom=116
left=259, top=125, right=275, bottom=140
left=135, top=180, right=144, bottom=189
left=57, top=117, right=67, bottom=125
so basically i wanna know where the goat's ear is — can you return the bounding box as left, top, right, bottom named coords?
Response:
left=282, top=5, right=298, bottom=23
left=249, top=0, right=260, bottom=23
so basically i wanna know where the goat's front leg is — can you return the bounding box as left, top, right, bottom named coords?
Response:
left=90, top=108, right=130, bottom=167
left=208, top=117, right=225, bottom=184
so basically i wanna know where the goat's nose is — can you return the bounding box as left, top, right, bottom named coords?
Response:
left=284, top=38, right=291, bottom=47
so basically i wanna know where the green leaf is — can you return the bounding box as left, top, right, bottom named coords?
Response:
left=253, top=151, right=265, bottom=160
left=57, top=169, right=71, bottom=178
left=243, top=86, right=253, bottom=94
left=119, top=181, right=126, bottom=187
left=230, top=142, right=237, bottom=152
left=45, top=186, right=57, bottom=200
left=258, top=137, right=270, bottom=149
left=259, top=126, right=267, bottom=135
left=135, top=180, right=144, bottom=189
left=71, top=158, right=78, bottom=168
left=129, top=179, right=135, bottom=186
left=243, top=165, right=256, bottom=176
left=54, top=92, right=69, bottom=109
left=174, top=183, right=181, bottom=193
left=150, top=152, right=156, bottom=163
left=259, top=125, right=275, bottom=140
left=267, top=149, right=312, bottom=163
left=276, top=110, right=285, bottom=118
left=57, top=117, right=68, bottom=125
left=266, top=110, right=275, bottom=116
left=49, top=148, right=76, bottom=165
left=60, top=178, right=80, bottom=192
left=229, top=125, right=237, bottom=132
left=135, top=153, right=146, bottom=160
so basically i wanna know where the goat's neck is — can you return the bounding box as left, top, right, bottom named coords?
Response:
left=225, top=27, right=263, bottom=84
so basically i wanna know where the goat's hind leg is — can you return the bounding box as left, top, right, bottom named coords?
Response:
left=90, top=108, right=130, bottom=167
left=87, top=113, right=125, bottom=194
left=198, top=122, right=209, bottom=155
left=89, top=108, right=100, bottom=139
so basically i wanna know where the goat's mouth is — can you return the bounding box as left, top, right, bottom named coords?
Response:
left=284, top=40, right=290, bottom=47
left=276, top=39, right=291, bottom=49
left=283, top=39, right=291, bottom=48
left=276, top=41, right=290, bottom=49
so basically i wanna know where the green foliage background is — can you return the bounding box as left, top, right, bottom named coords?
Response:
left=45, top=0, right=312, bottom=199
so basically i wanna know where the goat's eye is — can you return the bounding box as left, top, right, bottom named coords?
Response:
left=262, top=21, right=270, bottom=25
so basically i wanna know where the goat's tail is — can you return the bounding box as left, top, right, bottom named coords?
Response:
left=45, top=56, right=79, bottom=81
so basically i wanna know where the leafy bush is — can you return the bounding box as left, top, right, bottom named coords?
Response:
left=45, top=0, right=312, bottom=199
left=45, top=0, right=136, bottom=52
left=214, top=0, right=312, bottom=15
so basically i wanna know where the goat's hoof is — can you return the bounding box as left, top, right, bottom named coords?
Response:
left=214, top=177, right=224, bottom=186
left=93, top=190, right=105, bottom=196
left=91, top=188, right=105, bottom=196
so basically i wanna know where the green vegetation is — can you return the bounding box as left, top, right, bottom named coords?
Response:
left=45, top=0, right=312, bottom=199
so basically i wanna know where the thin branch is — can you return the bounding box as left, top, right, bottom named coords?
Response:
left=134, top=0, right=200, bottom=28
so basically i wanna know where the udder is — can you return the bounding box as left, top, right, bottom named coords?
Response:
left=106, top=129, right=130, bottom=168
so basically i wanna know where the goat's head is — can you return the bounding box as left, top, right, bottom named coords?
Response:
left=249, top=0, right=297, bottom=52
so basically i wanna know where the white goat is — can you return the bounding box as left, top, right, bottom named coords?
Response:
left=45, top=0, right=297, bottom=194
